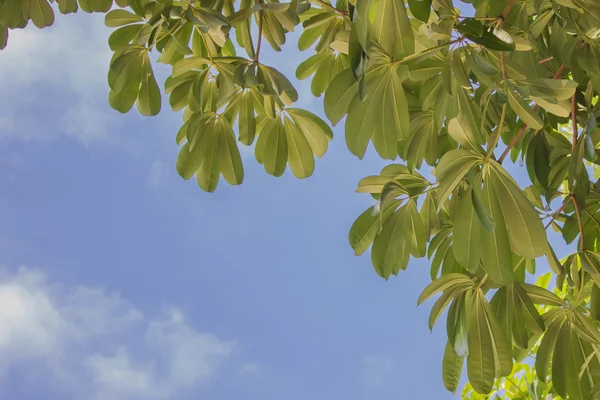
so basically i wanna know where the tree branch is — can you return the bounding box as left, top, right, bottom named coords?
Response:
left=498, top=63, right=568, bottom=164
left=499, top=0, right=516, bottom=20
left=544, top=199, right=569, bottom=229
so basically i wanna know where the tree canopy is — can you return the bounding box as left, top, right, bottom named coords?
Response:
left=3, top=0, right=600, bottom=397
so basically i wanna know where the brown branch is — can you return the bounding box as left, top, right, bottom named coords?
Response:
left=572, top=94, right=578, bottom=153
left=499, top=0, right=516, bottom=20
left=539, top=56, right=554, bottom=64
left=498, top=63, right=568, bottom=164
left=572, top=195, right=585, bottom=252
left=552, top=63, right=568, bottom=79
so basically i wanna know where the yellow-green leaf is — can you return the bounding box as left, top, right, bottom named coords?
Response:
left=284, top=117, right=315, bottom=179
left=453, top=188, right=482, bottom=273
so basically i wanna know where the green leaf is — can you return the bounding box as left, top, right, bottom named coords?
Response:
left=552, top=322, right=570, bottom=398
left=176, top=113, right=215, bottom=179
left=217, top=118, right=244, bottom=186
left=196, top=127, right=220, bottom=192
left=514, top=283, right=544, bottom=335
left=105, top=9, right=143, bottom=27
left=371, top=206, right=410, bottom=278
left=434, top=149, right=482, bottom=211
left=417, top=273, right=473, bottom=305
left=467, top=293, right=496, bottom=394
left=429, top=284, right=464, bottom=331
left=257, top=118, right=288, bottom=177
left=507, top=88, right=544, bottom=130
left=136, top=59, right=161, bottom=116
left=238, top=91, right=256, bottom=145
left=453, top=188, right=482, bottom=273
left=471, top=188, right=495, bottom=232
left=0, top=0, right=23, bottom=28
left=365, top=0, right=414, bottom=60
left=324, top=69, right=358, bottom=126
left=490, top=161, right=547, bottom=259
left=57, top=0, right=77, bottom=14
left=28, top=0, right=54, bottom=28
left=296, top=51, right=328, bottom=80
left=348, top=200, right=401, bottom=256
left=442, top=341, right=464, bottom=394
left=479, top=182, right=514, bottom=286
left=456, top=87, right=485, bottom=146
left=408, top=199, right=426, bottom=258
left=518, top=282, right=565, bottom=306
left=287, top=108, right=333, bottom=158
left=464, top=26, right=516, bottom=52
left=283, top=117, right=315, bottom=179
left=108, top=25, right=143, bottom=52
left=0, top=25, right=7, bottom=50
left=536, top=314, right=565, bottom=382
left=442, top=47, right=453, bottom=95
left=531, top=96, right=571, bottom=118
left=447, top=113, right=482, bottom=151
left=520, top=79, right=578, bottom=100
left=373, top=67, right=409, bottom=159
left=345, top=68, right=386, bottom=159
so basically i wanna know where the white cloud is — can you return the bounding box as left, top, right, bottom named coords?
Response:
left=0, top=13, right=118, bottom=146
left=238, top=362, right=264, bottom=376
left=0, top=267, right=236, bottom=399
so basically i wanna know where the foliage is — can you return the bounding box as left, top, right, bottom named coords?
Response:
left=3, top=0, right=600, bottom=397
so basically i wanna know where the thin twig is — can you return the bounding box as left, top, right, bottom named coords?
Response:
left=572, top=195, right=585, bottom=252
left=499, top=0, right=516, bottom=20
left=539, top=56, right=554, bottom=64
left=544, top=199, right=569, bottom=229
left=498, top=124, right=529, bottom=164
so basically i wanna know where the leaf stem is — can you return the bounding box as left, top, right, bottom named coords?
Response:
left=571, top=195, right=585, bottom=252
left=477, top=274, right=488, bottom=289
left=498, top=0, right=515, bottom=21
left=254, top=9, right=263, bottom=62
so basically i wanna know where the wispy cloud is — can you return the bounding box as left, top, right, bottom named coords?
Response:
left=0, top=15, right=118, bottom=147
left=148, top=160, right=169, bottom=188
left=0, top=267, right=236, bottom=399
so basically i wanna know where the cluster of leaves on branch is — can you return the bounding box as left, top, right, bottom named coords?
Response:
left=3, top=0, right=600, bottom=396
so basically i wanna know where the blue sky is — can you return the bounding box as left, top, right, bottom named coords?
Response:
left=0, top=8, right=570, bottom=400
